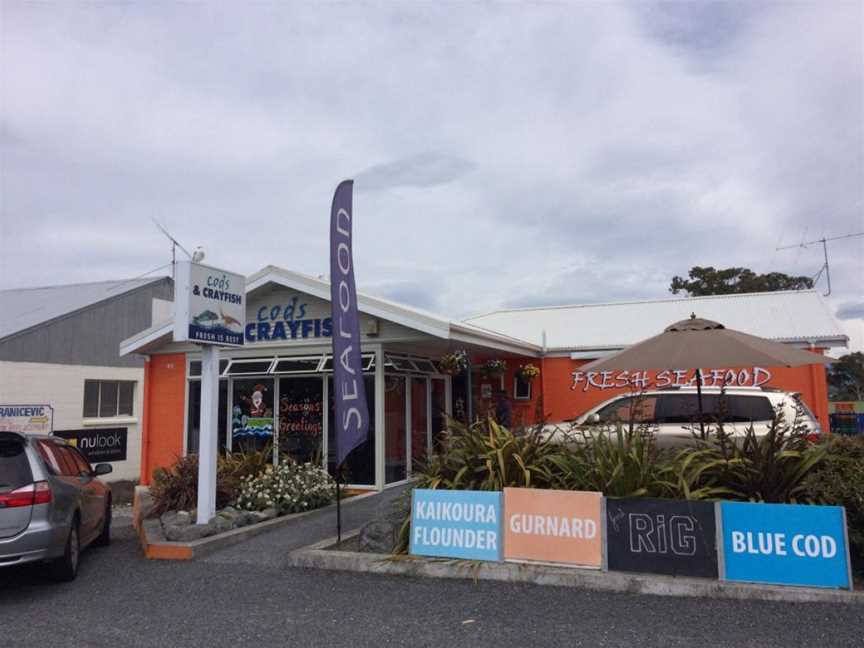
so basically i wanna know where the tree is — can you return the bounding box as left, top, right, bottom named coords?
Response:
left=669, top=266, right=814, bottom=296
left=828, top=352, right=864, bottom=401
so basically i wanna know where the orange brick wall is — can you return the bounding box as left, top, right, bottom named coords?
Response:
left=140, top=353, right=186, bottom=484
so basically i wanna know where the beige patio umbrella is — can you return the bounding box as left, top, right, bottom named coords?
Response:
left=578, top=313, right=832, bottom=436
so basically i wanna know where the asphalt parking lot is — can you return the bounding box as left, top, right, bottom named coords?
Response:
left=1, top=517, right=862, bottom=648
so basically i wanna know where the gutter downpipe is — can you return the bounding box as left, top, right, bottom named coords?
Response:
left=540, top=330, right=548, bottom=425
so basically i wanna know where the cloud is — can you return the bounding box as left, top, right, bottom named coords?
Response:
left=837, top=301, right=864, bottom=320
left=355, top=153, right=474, bottom=192
left=0, top=1, right=861, bottom=343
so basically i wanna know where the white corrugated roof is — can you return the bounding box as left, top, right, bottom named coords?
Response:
left=121, top=266, right=542, bottom=357
left=464, top=290, right=848, bottom=351
left=0, top=277, right=166, bottom=340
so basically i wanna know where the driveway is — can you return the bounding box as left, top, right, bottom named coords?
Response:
left=1, top=502, right=861, bottom=648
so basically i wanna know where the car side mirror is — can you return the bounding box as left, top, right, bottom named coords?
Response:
left=93, top=463, right=113, bottom=476
left=588, top=413, right=601, bottom=424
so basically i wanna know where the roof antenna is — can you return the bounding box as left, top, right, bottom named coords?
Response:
left=775, top=231, right=864, bottom=296
left=152, top=218, right=193, bottom=280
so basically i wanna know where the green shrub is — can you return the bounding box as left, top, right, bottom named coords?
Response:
left=671, top=410, right=824, bottom=503
left=234, top=461, right=336, bottom=514
left=418, top=417, right=563, bottom=491
left=548, top=425, right=678, bottom=498
left=802, top=436, right=864, bottom=575
left=150, top=448, right=275, bottom=515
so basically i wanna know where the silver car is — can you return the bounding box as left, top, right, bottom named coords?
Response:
left=0, top=431, right=113, bottom=581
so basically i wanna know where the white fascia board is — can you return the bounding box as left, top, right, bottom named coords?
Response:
left=449, top=330, right=541, bottom=357
left=120, top=322, right=173, bottom=357
left=248, top=269, right=451, bottom=339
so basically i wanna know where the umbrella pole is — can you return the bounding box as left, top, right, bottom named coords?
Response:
left=696, top=367, right=706, bottom=439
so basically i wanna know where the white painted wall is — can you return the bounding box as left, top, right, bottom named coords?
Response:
left=0, top=361, right=143, bottom=482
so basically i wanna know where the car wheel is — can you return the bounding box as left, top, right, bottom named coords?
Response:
left=93, top=499, right=112, bottom=547
left=50, top=518, right=80, bottom=582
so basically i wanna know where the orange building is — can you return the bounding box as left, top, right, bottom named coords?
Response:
left=123, top=269, right=846, bottom=492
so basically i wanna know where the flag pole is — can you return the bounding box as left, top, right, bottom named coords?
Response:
left=336, top=463, right=342, bottom=544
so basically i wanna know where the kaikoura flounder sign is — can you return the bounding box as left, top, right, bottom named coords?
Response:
left=410, top=489, right=502, bottom=561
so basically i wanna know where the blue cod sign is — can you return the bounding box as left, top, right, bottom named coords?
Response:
left=410, top=489, right=503, bottom=561
left=720, top=501, right=852, bottom=589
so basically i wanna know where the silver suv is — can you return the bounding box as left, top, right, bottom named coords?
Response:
left=0, top=431, right=113, bottom=581
left=544, top=387, right=822, bottom=448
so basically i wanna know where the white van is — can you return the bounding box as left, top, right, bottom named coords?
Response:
left=543, top=387, right=822, bottom=448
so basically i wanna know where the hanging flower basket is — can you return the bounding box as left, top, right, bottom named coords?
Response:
left=517, top=363, right=540, bottom=381
left=438, top=349, right=468, bottom=375
left=481, top=359, right=507, bottom=379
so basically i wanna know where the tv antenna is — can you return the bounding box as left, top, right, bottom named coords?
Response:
left=775, top=231, right=864, bottom=296
left=152, top=218, right=194, bottom=280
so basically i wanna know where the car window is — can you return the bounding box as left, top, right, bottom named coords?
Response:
left=66, top=447, right=92, bottom=476
left=0, top=433, right=33, bottom=491
left=726, top=396, right=774, bottom=423
left=53, top=445, right=84, bottom=477
left=36, top=440, right=64, bottom=475
left=657, top=394, right=702, bottom=424
left=596, top=396, right=658, bottom=423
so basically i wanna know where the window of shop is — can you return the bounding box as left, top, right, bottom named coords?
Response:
left=514, top=374, right=532, bottom=400
left=186, top=380, right=229, bottom=454
left=231, top=378, right=275, bottom=452
left=278, top=376, right=324, bottom=464
left=327, top=374, right=376, bottom=486
left=384, top=375, right=407, bottom=484
left=410, top=377, right=428, bottom=473
left=188, top=360, right=229, bottom=376
left=431, top=378, right=447, bottom=445
left=273, top=356, right=323, bottom=374
left=83, top=380, right=135, bottom=418
left=225, top=359, right=276, bottom=375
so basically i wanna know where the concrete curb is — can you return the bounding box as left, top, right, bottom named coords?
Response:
left=135, top=490, right=379, bottom=560
left=287, top=532, right=863, bottom=605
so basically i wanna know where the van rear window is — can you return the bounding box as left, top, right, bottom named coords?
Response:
left=0, top=434, right=33, bottom=492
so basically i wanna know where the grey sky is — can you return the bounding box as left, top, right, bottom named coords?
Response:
left=1, top=1, right=862, bottom=349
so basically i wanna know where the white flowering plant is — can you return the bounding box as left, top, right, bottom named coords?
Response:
left=234, top=461, right=337, bottom=514
left=438, top=349, right=468, bottom=375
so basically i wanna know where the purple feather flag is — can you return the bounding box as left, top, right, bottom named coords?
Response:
left=329, top=180, right=370, bottom=468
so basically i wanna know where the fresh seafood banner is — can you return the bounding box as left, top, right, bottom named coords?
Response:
left=329, top=180, right=369, bottom=468
left=174, top=261, right=245, bottom=346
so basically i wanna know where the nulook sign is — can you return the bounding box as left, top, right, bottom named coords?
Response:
left=0, top=405, right=53, bottom=435
left=410, top=489, right=503, bottom=561
left=174, top=261, right=246, bottom=346
left=720, top=501, right=852, bottom=589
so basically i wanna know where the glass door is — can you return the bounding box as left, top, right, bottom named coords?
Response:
left=384, top=375, right=407, bottom=484
left=410, top=377, right=429, bottom=473
left=277, top=376, right=324, bottom=465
